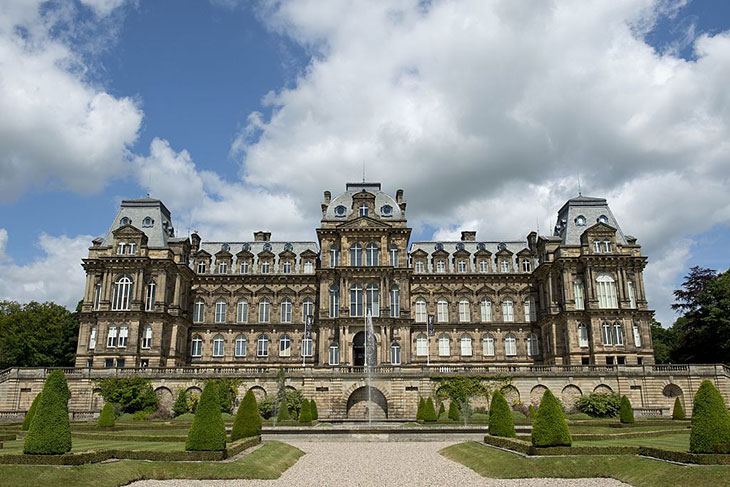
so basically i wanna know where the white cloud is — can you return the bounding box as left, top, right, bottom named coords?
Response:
left=0, top=229, right=91, bottom=309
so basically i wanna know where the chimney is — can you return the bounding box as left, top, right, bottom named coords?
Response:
left=190, top=231, right=201, bottom=252
left=254, top=231, right=271, bottom=242
left=324, top=191, right=331, bottom=204
left=396, top=189, right=404, bottom=203
left=461, top=231, right=477, bottom=242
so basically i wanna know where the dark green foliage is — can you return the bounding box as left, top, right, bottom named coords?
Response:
left=448, top=400, right=461, bottom=421
left=185, top=382, right=226, bottom=451
left=531, top=388, right=572, bottom=447
left=575, top=392, right=621, bottom=418
left=638, top=446, right=730, bottom=465
left=438, top=402, right=445, bottom=418
left=172, top=389, right=188, bottom=417
left=23, top=370, right=72, bottom=454
left=258, top=389, right=303, bottom=419
left=0, top=301, right=80, bottom=368
left=277, top=400, right=290, bottom=421
left=22, top=392, right=42, bottom=431
left=619, top=396, right=635, bottom=424
left=650, top=319, right=676, bottom=364
left=672, top=397, right=685, bottom=420
left=528, top=404, right=535, bottom=419
left=96, top=377, right=159, bottom=414
left=310, top=399, right=319, bottom=420
left=423, top=397, right=437, bottom=422
left=97, top=402, right=115, bottom=427
left=488, top=390, right=515, bottom=438
left=416, top=397, right=425, bottom=420
left=207, top=378, right=241, bottom=413
left=231, top=390, right=262, bottom=440
left=690, top=380, right=730, bottom=453
left=299, top=399, right=312, bottom=423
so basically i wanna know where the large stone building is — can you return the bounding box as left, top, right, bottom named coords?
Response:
left=1, top=182, right=727, bottom=420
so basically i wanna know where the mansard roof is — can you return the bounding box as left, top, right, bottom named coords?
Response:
left=323, top=182, right=405, bottom=221
left=554, top=194, right=628, bottom=246
left=102, top=197, right=176, bottom=248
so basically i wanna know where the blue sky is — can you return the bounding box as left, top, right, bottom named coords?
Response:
left=0, top=0, right=729, bottom=327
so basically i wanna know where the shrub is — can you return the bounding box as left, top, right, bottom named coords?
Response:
left=23, top=370, right=72, bottom=454
left=690, top=380, right=730, bottom=454
left=672, top=397, right=685, bottom=420
left=416, top=397, right=425, bottom=421
left=299, top=399, right=312, bottom=423
left=448, top=400, right=461, bottom=421
left=423, top=397, right=437, bottom=422
left=22, top=393, right=42, bottom=431
left=277, top=399, right=290, bottom=422
left=575, top=392, right=621, bottom=418
left=185, top=382, right=226, bottom=451
left=147, top=406, right=173, bottom=421
left=531, top=389, right=572, bottom=447
left=97, top=403, right=115, bottom=428
left=310, top=399, right=319, bottom=421
left=207, top=378, right=241, bottom=413
left=172, top=389, right=188, bottom=417
left=438, top=402, right=446, bottom=419
left=231, top=390, right=261, bottom=440
left=528, top=404, right=535, bottom=419
left=96, top=377, right=159, bottom=414
left=619, top=396, right=635, bottom=424
left=488, top=390, right=516, bottom=438
left=133, top=410, right=152, bottom=421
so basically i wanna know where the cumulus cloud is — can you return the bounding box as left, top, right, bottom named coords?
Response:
left=0, top=0, right=143, bottom=201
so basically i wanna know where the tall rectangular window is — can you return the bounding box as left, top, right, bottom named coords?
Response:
left=240, top=261, right=249, bottom=274
left=107, top=326, right=117, bottom=348
left=479, top=259, right=488, bottom=273
left=416, top=335, right=428, bottom=356
left=261, top=261, right=270, bottom=274
left=118, top=326, right=128, bottom=347
left=633, top=323, right=642, bottom=347
left=389, top=247, right=398, bottom=267
left=574, top=280, right=585, bottom=310
left=415, top=260, right=424, bottom=273
left=390, top=286, right=400, bottom=318
left=480, top=299, right=492, bottom=322
left=89, top=326, right=97, bottom=349
left=142, top=327, right=152, bottom=349
left=218, top=261, right=228, bottom=274
left=330, top=248, right=339, bottom=267
left=197, top=262, right=206, bottom=273
left=93, top=283, right=102, bottom=311
left=350, top=286, right=363, bottom=317
left=304, top=261, right=313, bottom=273
left=145, top=282, right=155, bottom=312
left=436, top=261, right=446, bottom=273
left=628, top=281, right=636, bottom=308
left=366, top=285, right=379, bottom=317
left=302, top=338, right=313, bottom=357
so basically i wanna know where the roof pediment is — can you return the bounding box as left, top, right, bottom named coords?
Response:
left=495, top=249, right=513, bottom=257
left=474, top=249, right=492, bottom=257
left=516, top=249, right=532, bottom=256
left=411, top=285, right=430, bottom=295
left=232, top=285, right=253, bottom=296
left=583, top=222, right=617, bottom=235
left=215, top=249, right=232, bottom=258
left=300, top=249, right=318, bottom=258
left=410, top=249, right=428, bottom=258
left=278, top=250, right=296, bottom=259
left=236, top=250, right=253, bottom=258
left=257, top=250, right=275, bottom=258
left=476, top=285, right=497, bottom=295
left=112, top=225, right=147, bottom=240
left=195, top=249, right=212, bottom=258
left=337, top=216, right=392, bottom=229
left=432, top=249, right=449, bottom=258
left=453, top=249, right=471, bottom=258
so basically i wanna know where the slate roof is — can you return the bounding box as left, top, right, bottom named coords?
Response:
left=553, top=195, right=628, bottom=246
left=101, top=198, right=175, bottom=248
left=324, top=182, right=404, bottom=220
left=409, top=241, right=532, bottom=273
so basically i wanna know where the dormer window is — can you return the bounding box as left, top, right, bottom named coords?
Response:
left=575, top=215, right=586, bottom=226
left=359, top=204, right=369, bottom=217
left=120, top=217, right=131, bottom=226
left=127, top=243, right=136, bottom=255
left=457, top=260, right=467, bottom=273
left=197, top=262, right=207, bottom=273
left=597, top=215, right=609, bottom=224
left=521, top=259, right=532, bottom=272
left=261, top=261, right=271, bottom=274
left=381, top=205, right=392, bottom=216
left=304, top=261, right=313, bottom=273
left=218, top=261, right=228, bottom=274
left=117, top=242, right=126, bottom=254
left=335, top=205, right=346, bottom=217
left=436, top=260, right=446, bottom=273
left=479, top=259, right=488, bottom=273
left=240, top=261, right=249, bottom=274
left=603, top=240, right=612, bottom=252
left=593, top=240, right=602, bottom=253
left=142, top=217, right=154, bottom=228
left=500, top=260, right=510, bottom=273
left=415, top=260, right=425, bottom=273
left=282, top=261, right=292, bottom=274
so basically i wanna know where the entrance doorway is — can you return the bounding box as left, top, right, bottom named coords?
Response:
left=352, top=331, right=377, bottom=366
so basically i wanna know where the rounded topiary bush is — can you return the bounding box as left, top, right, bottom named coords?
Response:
left=23, top=370, right=72, bottom=454
left=438, top=402, right=446, bottom=419
left=423, top=397, right=437, bottom=422
left=310, top=399, right=319, bottom=421
left=185, top=382, right=226, bottom=451
left=488, top=390, right=516, bottom=438
left=22, top=392, right=42, bottom=431
left=97, top=402, right=116, bottom=428
left=619, top=396, right=635, bottom=424
left=299, top=399, right=312, bottom=423
left=231, top=389, right=262, bottom=441
left=690, top=380, right=730, bottom=454
left=416, top=397, right=425, bottom=421
left=672, top=397, right=685, bottom=420
left=531, top=388, right=572, bottom=447
left=277, top=399, right=290, bottom=422
left=448, top=400, right=461, bottom=421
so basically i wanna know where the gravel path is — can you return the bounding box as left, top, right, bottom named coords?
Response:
left=129, top=441, right=629, bottom=487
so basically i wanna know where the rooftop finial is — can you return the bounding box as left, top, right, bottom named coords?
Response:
left=362, top=160, right=365, bottom=183
left=578, top=174, right=582, bottom=196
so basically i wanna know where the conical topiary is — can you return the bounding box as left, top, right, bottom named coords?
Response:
left=97, top=402, right=116, bottom=428
left=23, top=370, right=72, bottom=454
left=488, top=390, right=516, bottom=438
left=416, top=397, right=425, bottom=421
left=277, top=399, right=290, bottom=422
left=423, top=397, right=437, bottom=422
left=619, top=396, right=635, bottom=424
left=185, top=382, right=226, bottom=451
left=528, top=404, right=535, bottom=419
left=172, top=388, right=188, bottom=417
left=448, top=400, right=461, bottom=421
left=231, top=389, right=262, bottom=440
left=672, top=397, right=685, bottom=420
left=531, top=388, right=572, bottom=447
left=438, top=402, right=446, bottom=419
left=310, top=399, right=319, bottom=421
left=299, top=399, right=313, bottom=423
left=690, top=380, right=730, bottom=453
left=22, top=392, right=42, bottom=431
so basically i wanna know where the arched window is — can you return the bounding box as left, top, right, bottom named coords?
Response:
left=390, top=342, right=401, bottom=365
left=416, top=333, right=428, bottom=356
left=120, top=216, right=132, bottom=226
left=350, top=284, right=363, bottom=317
left=482, top=334, right=495, bottom=356
left=502, top=299, right=514, bottom=322
left=574, top=280, right=585, bottom=310
left=258, top=299, right=271, bottom=323
left=191, top=335, right=203, bottom=357
left=235, top=335, right=247, bottom=357
left=596, top=273, right=618, bottom=308
left=142, top=326, right=152, bottom=349
left=602, top=322, right=613, bottom=345
left=390, top=285, right=400, bottom=318
left=89, top=326, right=97, bottom=349
left=414, top=298, right=427, bottom=323
left=480, top=298, right=492, bottom=322
left=302, top=299, right=314, bottom=322
left=329, top=285, right=340, bottom=318
left=366, top=243, right=379, bottom=266
left=350, top=243, right=362, bottom=266
left=112, top=276, right=133, bottom=311
left=236, top=299, right=249, bottom=323
left=437, top=299, right=449, bottom=323
left=504, top=334, right=517, bottom=356
left=302, top=337, right=313, bottom=357
left=145, top=281, right=156, bottom=311
left=193, top=299, right=205, bottom=323
left=215, top=298, right=227, bottom=323
left=279, top=335, right=292, bottom=357
left=330, top=245, right=339, bottom=267
left=578, top=323, right=589, bottom=347
left=389, top=245, right=398, bottom=267
left=280, top=299, right=292, bottom=323
left=329, top=342, right=340, bottom=365
left=527, top=333, right=540, bottom=356
left=257, top=335, right=269, bottom=357
left=366, top=283, right=379, bottom=317
left=458, top=299, right=471, bottom=322
left=613, top=322, right=624, bottom=346
left=524, top=298, right=536, bottom=322
left=438, top=334, right=450, bottom=356
left=213, top=335, right=225, bottom=357
left=460, top=335, right=473, bottom=356
left=142, top=216, right=154, bottom=227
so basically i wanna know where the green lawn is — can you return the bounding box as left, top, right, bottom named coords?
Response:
left=0, top=441, right=303, bottom=487
left=569, top=424, right=688, bottom=434
left=0, top=438, right=184, bottom=454
left=441, top=441, right=730, bottom=487
left=573, top=433, right=690, bottom=451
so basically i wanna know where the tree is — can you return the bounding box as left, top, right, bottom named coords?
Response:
left=438, top=402, right=445, bottom=419
left=231, top=390, right=262, bottom=440
left=186, top=382, right=226, bottom=451
left=619, top=396, right=635, bottom=424
left=448, top=400, right=460, bottom=421
left=672, top=397, right=685, bottom=420
left=423, top=397, right=437, bottom=422
left=96, top=377, right=159, bottom=414
left=299, top=399, right=312, bottom=423
left=488, top=390, right=515, bottom=438
left=172, top=389, right=188, bottom=417
left=275, top=368, right=288, bottom=420
left=575, top=392, right=621, bottom=418
left=531, top=389, right=572, bottom=447
left=97, top=402, right=116, bottom=427
left=650, top=319, right=676, bottom=364
left=22, top=392, right=42, bottom=431
left=689, top=380, right=730, bottom=454
left=23, top=370, right=72, bottom=454
left=434, top=376, right=490, bottom=422
left=310, top=399, right=319, bottom=421
left=0, top=301, right=80, bottom=368
left=416, top=397, right=425, bottom=421
left=207, top=378, right=241, bottom=413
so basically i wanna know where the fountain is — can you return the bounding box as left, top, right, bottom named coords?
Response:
left=364, top=309, right=377, bottom=425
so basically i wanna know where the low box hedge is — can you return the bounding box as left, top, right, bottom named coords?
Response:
left=483, top=435, right=532, bottom=454
left=70, top=423, right=181, bottom=431
left=608, top=420, right=687, bottom=428
left=571, top=429, right=689, bottom=441
left=484, top=435, right=637, bottom=456
left=72, top=432, right=187, bottom=443
left=638, top=446, right=730, bottom=465
left=0, top=451, right=110, bottom=465
left=225, top=436, right=261, bottom=457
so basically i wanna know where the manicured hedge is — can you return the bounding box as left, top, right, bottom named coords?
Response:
left=438, top=402, right=446, bottom=419
left=299, top=399, right=312, bottom=424
left=690, top=380, right=730, bottom=453
left=571, top=429, right=689, bottom=441
left=483, top=435, right=637, bottom=456
left=488, top=390, right=516, bottom=438
left=21, top=393, right=42, bottom=431
left=97, top=402, right=115, bottom=428
left=232, top=390, right=262, bottom=441
left=24, top=370, right=72, bottom=454
left=225, top=435, right=261, bottom=457
left=0, top=451, right=109, bottom=466
left=186, top=382, right=226, bottom=451
left=672, top=397, right=685, bottom=420
left=531, top=389, right=571, bottom=447
left=619, top=396, right=635, bottom=424
left=639, top=446, right=730, bottom=465
left=608, top=420, right=688, bottom=428
left=310, top=399, right=319, bottom=421
left=71, top=423, right=181, bottom=431
left=423, top=397, right=437, bottom=422
left=483, top=434, right=531, bottom=454
left=448, top=400, right=461, bottom=421
left=72, top=432, right=186, bottom=442
left=416, top=397, right=425, bottom=421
